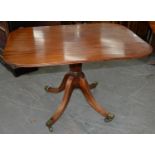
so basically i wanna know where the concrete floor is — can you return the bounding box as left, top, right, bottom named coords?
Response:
left=0, top=56, right=155, bottom=134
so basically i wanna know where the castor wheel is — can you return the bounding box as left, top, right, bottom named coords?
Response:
left=48, top=126, right=53, bottom=132
left=104, top=113, right=115, bottom=122
left=90, top=81, right=98, bottom=89
left=44, top=85, right=50, bottom=92
left=46, top=119, right=53, bottom=132
left=92, top=81, right=98, bottom=88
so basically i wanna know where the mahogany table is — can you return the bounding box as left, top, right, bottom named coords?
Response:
left=2, top=23, right=152, bottom=131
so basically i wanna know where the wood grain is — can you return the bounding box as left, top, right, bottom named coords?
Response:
left=3, top=23, right=152, bottom=67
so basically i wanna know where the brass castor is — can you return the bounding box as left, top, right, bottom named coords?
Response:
left=90, top=81, right=98, bottom=89
left=44, top=85, right=50, bottom=92
left=48, top=126, right=53, bottom=132
left=104, top=113, right=115, bottom=122
left=46, top=119, right=53, bottom=132
left=92, top=81, right=98, bottom=88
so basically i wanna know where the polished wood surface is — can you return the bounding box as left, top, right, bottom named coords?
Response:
left=3, top=23, right=152, bottom=67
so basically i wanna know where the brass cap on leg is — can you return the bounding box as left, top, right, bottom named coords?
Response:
left=104, top=113, right=115, bottom=122
left=46, top=119, right=53, bottom=132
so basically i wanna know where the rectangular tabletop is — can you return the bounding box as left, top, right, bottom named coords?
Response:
left=3, top=23, right=152, bottom=67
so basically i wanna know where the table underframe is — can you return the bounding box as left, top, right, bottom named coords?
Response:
left=45, top=63, right=115, bottom=131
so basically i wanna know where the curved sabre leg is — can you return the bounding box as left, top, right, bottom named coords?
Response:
left=79, top=77, right=115, bottom=122
left=45, top=73, right=70, bottom=93
left=46, top=76, right=74, bottom=131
